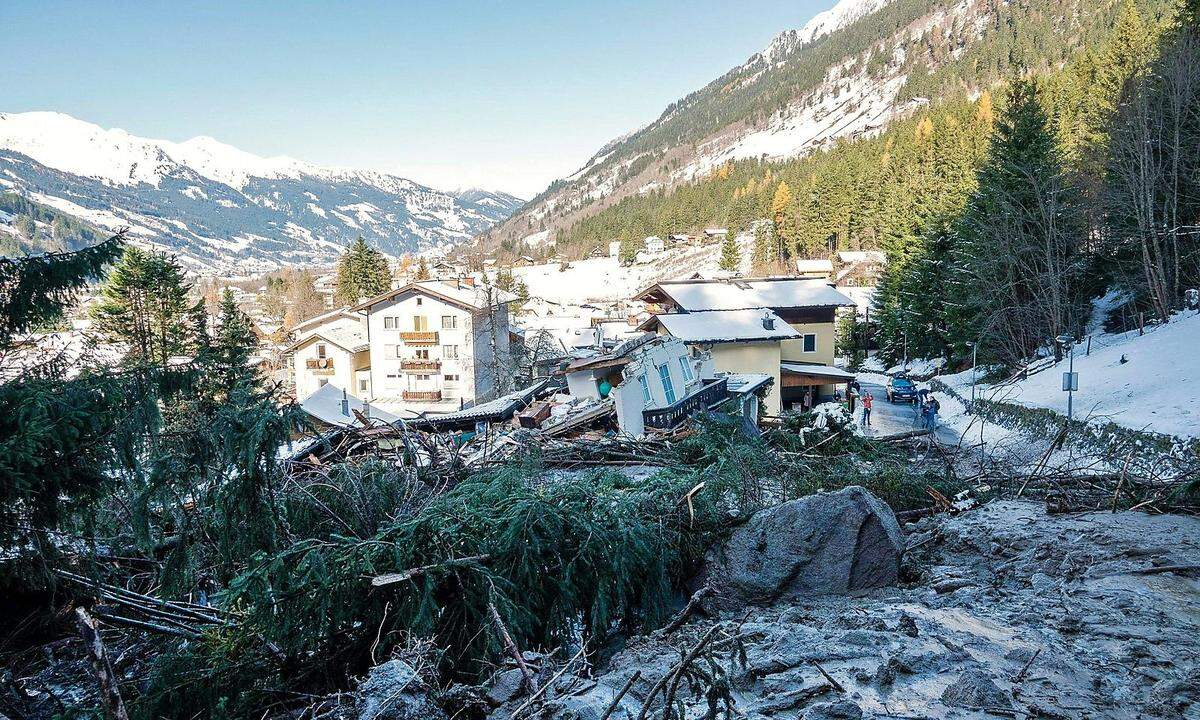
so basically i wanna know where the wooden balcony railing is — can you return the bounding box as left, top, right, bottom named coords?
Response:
left=402, top=390, right=443, bottom=402
left=305, top=358, right=334, bottom=373
left=643, top=378, right=728, bottom=430
left=399, top=331, right=439, bottom=345
left=400, top=359, right=442, bottom=372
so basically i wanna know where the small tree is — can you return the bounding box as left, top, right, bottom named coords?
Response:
left=719, top=229, right=740, bottom=271
left=334, top=237, right=391, bottom=305
left=414, top=257, right=432, bottom=280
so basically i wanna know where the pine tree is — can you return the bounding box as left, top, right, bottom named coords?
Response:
left=719, top=229, right=740, bottom=271
left=210, top=288, right=258, bottom=395
left=948, top=78, right=1085, bottom=363
left=334, top=237, right=391, bottom=305
left=91, top=247, right=198, bottom=367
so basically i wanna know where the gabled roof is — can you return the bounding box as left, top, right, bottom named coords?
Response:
left=651, top=309, right=801, bottom=344
left=635, top=277, right=854, bottom=312
left=290, top=306, right=362, bottom=336
left=795, top=258, right=834, bottom=273
left=287, top=324, right=367, bottom=354
left=351, top=280, right=517, bottom=313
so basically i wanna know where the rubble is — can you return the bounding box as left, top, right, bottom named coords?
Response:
left=479, top=499, right=1200, bottom=720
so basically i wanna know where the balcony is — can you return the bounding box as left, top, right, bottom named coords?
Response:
left=400, top=359, right=442, bottom=372
left=399, top=331, right=439, bottom=345
left=403, top=390, right=443, bottom=402
left=305, top=358, right=335, bottom=374
left=643, top=378, right=728, bottom=431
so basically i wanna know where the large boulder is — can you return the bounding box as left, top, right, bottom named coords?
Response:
left=699, top=486, right=903, bottom=609
left=357, top=659, right=445, bottom=720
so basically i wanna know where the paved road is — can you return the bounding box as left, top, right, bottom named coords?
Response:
left=856, top=381, right=961, bottom=444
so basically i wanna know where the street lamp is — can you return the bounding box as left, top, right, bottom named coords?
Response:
left=1056, top=334, right=1077, bottom=423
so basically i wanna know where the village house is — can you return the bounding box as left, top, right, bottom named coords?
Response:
left=560, top=335, right=761, bottom=438
left=288, top=307, right=371, bottom=402
left=608, top=240, right=622, bottom=257
left=835, top=250, right=887, bottom=286
left=643, top=236, right=665, bottom=254
left=350, top=279, right=517, bottom=414
left=634, top=277, right=856, bottom=411
left=795, top=258, right=834, bottom=279
left=288, top=280, right=516, bottom=415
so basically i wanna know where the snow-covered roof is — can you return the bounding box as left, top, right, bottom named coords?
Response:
left=290, top=306, right=362, bottom=336
left=352, top=279, right=517, bottom=312
left=724, top=372, right=774, bottom=395
left=795, top=258, right=834, bottom=273
left=415, top=380, right=550, bottom=426
left=836, top=251, right=887, bottom=265
left=655, top=309, right=801, bottom=344
left=640, top=277, right=855, bottom=311
left=780, top=363, right=856, bottom=380
left=299, top=383, right=407, bottom=427
left=288, top=321, right=367, bottom=353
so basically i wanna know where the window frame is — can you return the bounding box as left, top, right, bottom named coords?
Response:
left=678, top=356, right=694, bottom=382
left=802, top=333, right=817, bottom=353
left=658, top=365, right=676, bottom=405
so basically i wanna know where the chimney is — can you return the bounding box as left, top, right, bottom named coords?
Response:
left=340, top=388, right=350, bottom=416
left=761, top=311, right=775, bottom=331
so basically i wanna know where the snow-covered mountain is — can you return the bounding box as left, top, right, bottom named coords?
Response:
left=481, top=0, right=1121, bottom=255
left=0, top=112, right=523, bottom=272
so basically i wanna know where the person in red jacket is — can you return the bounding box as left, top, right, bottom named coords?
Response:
left=861, top=391, right=874, bottom=427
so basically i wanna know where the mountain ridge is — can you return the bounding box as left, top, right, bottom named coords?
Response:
left=0, top=111, right=523, bottom=273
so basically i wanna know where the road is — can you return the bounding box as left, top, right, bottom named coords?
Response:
left=857, top=381, right=962, bottom=445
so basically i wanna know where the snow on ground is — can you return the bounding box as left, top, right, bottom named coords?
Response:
left=978, top=311, right=1200, bottom=439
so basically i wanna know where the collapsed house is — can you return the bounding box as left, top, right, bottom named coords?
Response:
left=636, top=277, right=857, bottom=412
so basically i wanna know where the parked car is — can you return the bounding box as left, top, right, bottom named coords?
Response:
left=887, top=376, right=918, bottom=403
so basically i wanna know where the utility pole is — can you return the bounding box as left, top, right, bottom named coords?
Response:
left=967, top=340, right=978, bottom=406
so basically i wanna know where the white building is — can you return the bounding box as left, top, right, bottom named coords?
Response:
left=643, top=236, right=665, bottom=254
left=288, top=308, right=370, bottom=401
left=609, top=240, right=623, bottom=258
left=351, top=280, right=517, bottom=414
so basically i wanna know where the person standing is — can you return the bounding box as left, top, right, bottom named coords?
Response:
left=861, top=391, right=874, bottom=427
left=927, top=396, right=940, bottom=429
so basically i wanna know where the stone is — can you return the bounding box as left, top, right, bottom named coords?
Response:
left=698, top=486, right=904, bottom=609
left=802, top=699, right=863, bottom=720
left=357, top=660, right=444, bottom=720
left=940, top=669, right=1011, bottom=710
left=486, top=668, right=527, bottom=704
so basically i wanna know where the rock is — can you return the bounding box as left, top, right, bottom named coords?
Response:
left=486, top=668, right=527, bottom=704
left=357, top=660, right=444, bottom=720
left=940, top=669, right=1011, bottom=710
left=897, top=613, right=919, bottom=637
left=802, top=699, right=862, bottom=720
left=699, top=486, right=904, bottom=609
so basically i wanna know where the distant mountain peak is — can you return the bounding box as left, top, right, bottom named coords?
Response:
left=0, top=111, right=520, bottom=273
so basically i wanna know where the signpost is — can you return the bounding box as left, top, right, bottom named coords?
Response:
left=1057, top=335, right=1077, bottom=423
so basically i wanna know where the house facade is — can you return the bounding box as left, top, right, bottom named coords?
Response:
left=288, top=308, right=370, bottom=402
left=352, top=280, right=516, bottom=413
left=635, top=277, right=855, bottom=411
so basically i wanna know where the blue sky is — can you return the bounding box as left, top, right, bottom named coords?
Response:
left=2, top=1, right=826, bottom=197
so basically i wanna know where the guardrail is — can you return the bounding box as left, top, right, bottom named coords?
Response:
left=402, top=390, right=443, bottom=401
left=400, top=359, right=442, bottom=372
left=399, top=331, right=439, bottom=345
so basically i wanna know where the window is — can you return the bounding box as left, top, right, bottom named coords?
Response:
left=658, top=365, right=676, bottom=405
left=442, top=345, right=459, bottom=359
left=442, top=315, right=457, bottom=329
left=384, top=344, right=396, bottom=358
left=639, top=375, right=652, bottom=405
left=359, top=379, right=368, bottom=392
left=384, top=317, right=395, bottom=329
left=415, top=349, right=430, bottom=359
left=444, top=374, right=459, bottom=382
left=678, top=356, right=694, bottom=382
left=803, top=334, right=817, bottom=353
left=317, top=344, right=326, bottom=358
left=416, top=297, right=423, bottom=306
left=394, top=346, right=403, bottom=359
left=413, top=315, right=428, bottom=331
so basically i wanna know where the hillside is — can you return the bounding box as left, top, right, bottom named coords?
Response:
left=0, top=112, right=523, bottom=273
left=481, top=0, right=1144, bottom=258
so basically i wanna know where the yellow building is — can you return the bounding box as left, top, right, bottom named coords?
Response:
left=635, top=277, right=856, bottom=412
